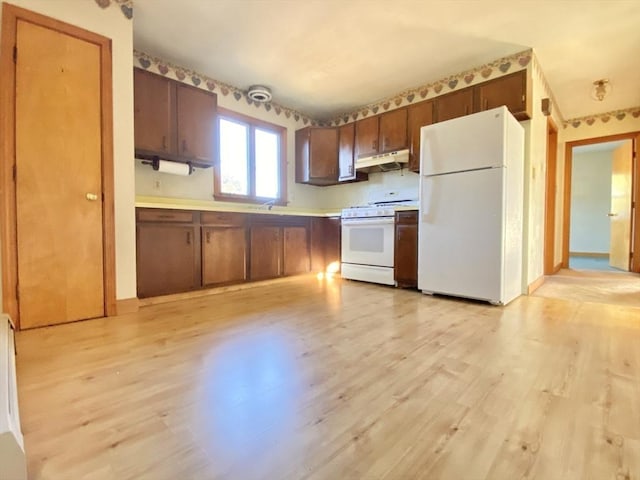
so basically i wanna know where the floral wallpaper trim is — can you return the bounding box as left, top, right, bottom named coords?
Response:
left=324, top=49, right=534, bottom=127
left=94, top=0, right=133, bottom=19
left=563, top=107, right=640, bottom=129
left=530, top=52, right=564, bottom=123
left=133, top=50, right=318, bottom=127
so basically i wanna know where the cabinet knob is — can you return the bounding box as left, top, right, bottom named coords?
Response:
left=86, top=193, right=98, bottom=201
left=186, top=231, right=191, bottom=244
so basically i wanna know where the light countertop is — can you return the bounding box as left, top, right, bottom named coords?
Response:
left=135, top=196, right=342, bottom=217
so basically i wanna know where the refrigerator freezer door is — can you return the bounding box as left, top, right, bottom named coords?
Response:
left=418, top=167, right=505, bottom=303
left=420, top=107, right=508, bottom=176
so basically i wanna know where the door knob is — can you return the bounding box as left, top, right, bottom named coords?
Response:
left=86, top=193, right=98, bottom=201
left=607, top=212, right=618, bottom=217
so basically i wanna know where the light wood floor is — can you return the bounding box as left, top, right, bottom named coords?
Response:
left=16, top=275, right=640, bottom=479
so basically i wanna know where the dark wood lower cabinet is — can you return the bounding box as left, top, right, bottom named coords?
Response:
left=284, top=226, right=310, bottom=275
left=394, top=211, right=418, bottom=288
left=136, top=223, right=198, bottom=298
left=136, top=208, right=324, bottom=297
left=250, top=226, right=282, bottom=280
left=202, top=226, right=247, bottom=286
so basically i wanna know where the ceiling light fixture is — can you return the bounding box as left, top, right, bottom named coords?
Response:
left=591, top=79, right=611, bottom=101
left=247, top=85, right=272, bottom=103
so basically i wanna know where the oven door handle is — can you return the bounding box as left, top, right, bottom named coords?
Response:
left=342, top=217, right=395, bottom=226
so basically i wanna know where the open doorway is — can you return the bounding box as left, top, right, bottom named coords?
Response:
left=562, top=132, right=640, bottom=274
left=569, top=140, right=632, bottom=272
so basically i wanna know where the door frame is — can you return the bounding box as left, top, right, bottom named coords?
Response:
left=544, top=117, right=559, bottom=274
left=562, top=131, right=640, bottom=273
left=0, top=4, right=116, bottom=329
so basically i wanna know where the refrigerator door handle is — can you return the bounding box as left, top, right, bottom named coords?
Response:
left=420, top=176, right=434, bottom=222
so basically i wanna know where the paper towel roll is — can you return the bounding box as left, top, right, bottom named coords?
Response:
left=155, top=159, right=192, bottom=176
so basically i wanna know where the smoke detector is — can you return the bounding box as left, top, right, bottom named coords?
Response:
left=247, top=85, right=272, bottom=103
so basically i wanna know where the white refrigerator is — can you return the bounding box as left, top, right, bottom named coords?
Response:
left=418, top=106, right=524, bottom=305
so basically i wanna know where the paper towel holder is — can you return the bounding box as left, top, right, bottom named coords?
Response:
left=141, top=157, right=195, bottom=175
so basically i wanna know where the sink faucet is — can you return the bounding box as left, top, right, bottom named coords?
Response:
left=261, top=199, right=275, bottom=210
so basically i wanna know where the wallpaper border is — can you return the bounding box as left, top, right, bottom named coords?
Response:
left=94, top=0, right=133, bottom=19
left=133, top=50, right=318, bottom=127
left=563, top=107, right=640, bottom=129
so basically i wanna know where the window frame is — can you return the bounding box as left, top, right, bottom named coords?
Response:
left=214, top=107, right=287, bottom=205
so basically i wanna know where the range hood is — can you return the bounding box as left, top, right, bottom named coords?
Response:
left=355, top=149, right=410, bottom=172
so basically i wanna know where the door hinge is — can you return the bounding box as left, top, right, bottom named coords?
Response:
left=13, top=45, right=17, bottom=63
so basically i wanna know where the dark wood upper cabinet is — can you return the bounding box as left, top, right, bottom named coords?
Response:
left=394, top=211, right=418, bottom=288
left=474, top=70, right=530, bottom=120
left=338, top=122, right=356, bottom=181
left=379, top=108, right=408, bottom=153
left=407, top=101, right=434, bottom=172
left=176, top=84, right=217, bottom=163
left=435, top=89, right=474, bottom=123
left=354, top=115, right=379, bottom=159
left=295, top=127, right=338, bottom=185
left=134, top=69, right=174, bottom=154
left=133, top=68, right=216, bottom=166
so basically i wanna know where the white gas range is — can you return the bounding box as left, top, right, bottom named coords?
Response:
left=341, top=200, right=418, bottom=286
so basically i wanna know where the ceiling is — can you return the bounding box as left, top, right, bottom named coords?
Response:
left=133, top=0, right=640, bottom=121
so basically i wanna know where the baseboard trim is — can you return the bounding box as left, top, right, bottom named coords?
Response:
left=553, top=262, right=562, bottom=274
left=569, top=252, right=608, bottom=258
left=527, top=275, right=545, bottom=295
left=116, top=297, right=139, bottom=315
left=138, top=273, right=320, bottom=308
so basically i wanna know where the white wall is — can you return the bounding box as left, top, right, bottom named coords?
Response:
left=0, top=0, right=137, bottom=303
left=569, top=150, right=612, bottom=253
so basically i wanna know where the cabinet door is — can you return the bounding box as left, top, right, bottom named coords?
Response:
left=394, top=211, right=418, bottom=287
left=309, top=128, right=338, bottom=181
left=407, top=101, right=434, bottom=172
left=475, top=70, right=528, bottom=120
left=436, top=89, right=474, bottom=123
left=134, top=69, right=174, bottom=154
left=324, top=217, right=342, bottom=271
left=338, top=123, right=355, bottom=181
left=137, top=224, right=197, bottom=298
left=379, top=108, right=408, bottom=153
left=354, top=116, right=379, bottom=158
left=283, top=226, right=310, bottom=276
left=202, top=227, right=247, bottom=286
left=176, top=84, right=217, bottom=164
left=250, top=226, right=282, bottom=280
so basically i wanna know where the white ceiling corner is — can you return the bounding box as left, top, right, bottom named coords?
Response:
left=133, top=0, right=640, bottom=121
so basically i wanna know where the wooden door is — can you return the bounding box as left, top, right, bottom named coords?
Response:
left=202, top=227, right=247, bottom=285
left=379, top=108, right=408, bottom=153
left=338, top=123, right=355, bottom=181
left=15, top=20, right=105, bottom=328
left=137, top=224, right=197, bottom=297
left=407, top=101, right=434, bottom=172
left=609, top=140, right=633, bottom=271
left=354, top=116, right=379, bottom=158
left=475, top=71, right=526, bottom=118
left=309, top=128, right=338, bottom=181
left=436, top=89, right=473, bottom=123
left=176, top=83, right=217, bottom=164
left=283, top=226, right=310, bottom=275
left=250, top=226, right=282, bottom=280
left=134, top=69, right=174, bottom=154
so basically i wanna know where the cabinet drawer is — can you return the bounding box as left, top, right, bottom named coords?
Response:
left=201, top=211, right=246, bottom=226
left=395, top=210, right=418, bottom=225
left=137, top=209, right=195, bottom=223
